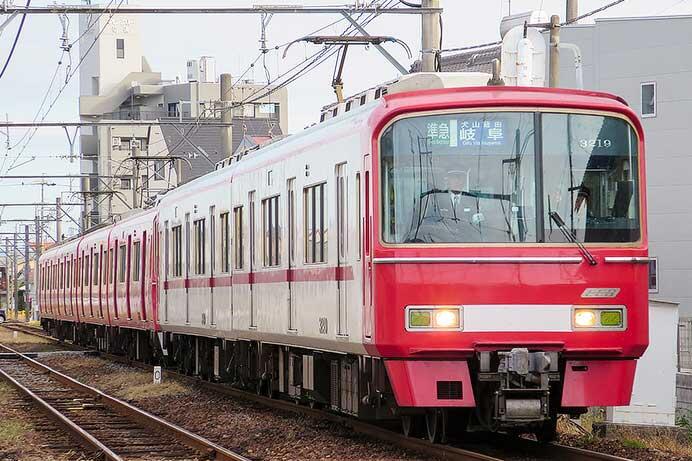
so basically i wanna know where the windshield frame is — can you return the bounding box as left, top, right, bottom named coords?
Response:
left=376, top=106, right=643, bottom=248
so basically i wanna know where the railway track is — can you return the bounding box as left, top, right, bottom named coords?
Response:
left=2, top=323, right=633, bottom=461
left=0, top=338, right=249, bottom=461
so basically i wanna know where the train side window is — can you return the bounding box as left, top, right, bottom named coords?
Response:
left=172, top=225, right=183, bottom=277
left=336, top=164, right=346, bottom=259
left=356, top=172, right=361, bottom=260
left=93, top=251, right=99, bottom=286
left=59, top=262, right=64, bottom=289
left=164, top=221, right=170, bottom=278
left=108, top=248, right=114, bottom=284
left=288, top=179, right=296, bottom=266
left=193, top=218, right=206, bottom=275
left=262, top=195, right=280, bottom=267
left=304, top=182, right=327, bottom=263
left=132, top=241, right=141, bottom=282
left=84, top=253, right=90, bottom=287
left=234, top=206, right=244, bottom=270
left=220, top=213, right=230, bottom=273
left=118, top=243, right=127, bottom=282
left=249, top=192, right=256, bottom=269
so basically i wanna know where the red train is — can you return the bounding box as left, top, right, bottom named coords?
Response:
left=39, top=77, right=648, bottom=442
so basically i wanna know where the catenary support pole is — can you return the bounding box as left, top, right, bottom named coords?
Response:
left=24, top=225, right=29, bottom=321
left=549, top=15, right=561, bottom=88
left=220, top=73, right=233, bottom=159
left=12, top=234, right=17, bottom=319
left=34, top=216, right=41, bottom=321
left=56, top=197, right=62, bottom=243
left=566, top=0, right=579, bottom=23
left=3, top=238, right=8, bottom=311
left=421, top=0, right=441, bottom=72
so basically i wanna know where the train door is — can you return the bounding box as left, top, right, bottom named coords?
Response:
left=363, top=154, right=373, bottom=339
left=163, top=220, right=169, bottom=323
left=336, top=163, right=348, bottom=336
left=141, top=231, right=147, bottom=321
left=287, top=178, right=296, bottom=331
left=209, top=206, right=215, bottom=325
left=185, top=213, right=191, bottom=324
left=249, top=191, right=256, bottom=328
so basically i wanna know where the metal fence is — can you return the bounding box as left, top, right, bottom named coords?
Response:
left=679, top=319, right=692, bottom=371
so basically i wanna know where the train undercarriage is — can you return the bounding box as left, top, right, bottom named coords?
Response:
left=41, top=318, right=574, bottom=443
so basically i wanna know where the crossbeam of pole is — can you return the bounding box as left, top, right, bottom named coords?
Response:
left=0, top=6, right=440, bottom=15
left=0, top=219, right=57, bottom=222
left=0, top=203, right=83, bottom=207
left=0, top=175, right=116, bottom=179
left=0, top=121, right=232, bottom=128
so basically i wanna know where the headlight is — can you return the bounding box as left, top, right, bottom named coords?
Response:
left=407, top=306, right=462, bottom=331
left=572, top=306, right=626, bottom=330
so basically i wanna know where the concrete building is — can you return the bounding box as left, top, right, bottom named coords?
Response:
left=437, top=14, right=692, bottom=320
left=78, top=12, right=288, bottom=227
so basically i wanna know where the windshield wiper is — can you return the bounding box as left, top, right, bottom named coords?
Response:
left=548, top=211, right=598, bottom=266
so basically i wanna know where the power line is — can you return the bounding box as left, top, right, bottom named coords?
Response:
left=0, top=5, right=439, bottom=15
left=0, top=0, right=31, bottom=81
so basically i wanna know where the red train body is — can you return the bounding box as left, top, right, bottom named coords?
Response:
left=39, top=83, right=648, bottom=441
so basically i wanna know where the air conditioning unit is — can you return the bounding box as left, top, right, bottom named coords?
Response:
left=112, top=137, right=121, bottom=147
left=131, top=139, right=142, bottom=149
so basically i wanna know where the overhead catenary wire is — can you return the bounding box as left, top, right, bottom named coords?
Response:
left=0, top=0, right=31, bottom=81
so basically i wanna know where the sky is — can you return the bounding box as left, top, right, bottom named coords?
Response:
left=0, top=0, right=690, bottom=238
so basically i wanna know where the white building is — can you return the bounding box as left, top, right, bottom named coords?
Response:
left=78, top=11, right=288, bottom=227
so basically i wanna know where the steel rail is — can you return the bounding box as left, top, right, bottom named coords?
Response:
left=0, top=363, right=122, bottom=461
left=0, top=339, right=250, bottom=461
left=2, top=324, right=634, bottom=461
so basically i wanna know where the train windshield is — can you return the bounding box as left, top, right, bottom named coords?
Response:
left=380, top=111, right=640, bottom=244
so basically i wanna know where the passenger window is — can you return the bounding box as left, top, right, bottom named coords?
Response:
left=132, top=241, right=141, bottom=281
left=93, top=252, right=99, bottom=286
left=220, top=213, right=230, bottom=272
left=172, top=225, right=183, bottom=277
left=304, top=183, right=327, bottom=263
left=262, top=195, right=280, bottom=267
left=118, top=244, right=127, bottom=282
left=193, top=219, right=206, bottom=275
left=234, top=206, right=244, bottom=270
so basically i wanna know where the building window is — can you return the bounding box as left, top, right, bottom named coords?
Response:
left=243, top=104, right=255, bottom=118
left=120, top=177, right=132, bottom=190
left=262, top=196, right=280, bottom=267
left=649, top=257, right=658, bottom=293
left=168, top=103, right=179, bottom=117
left=118, top=244, right=127, bottom=283
left=641, top=82, right=656, bottom=118
left=234, top=206, right=244, bottom=269
left=132, top=241, right=141, bottom=282
left=256, top=103, right=277, bottom=118
left=304, top=183, right=327, bottom=264
left=193, top=219, right=206, bottom=275
left=153, top=160, right=166, bottom=180
left=116, top=38, right=125, bottom=59
left=345, top=101, right=352, bottom=112
left=172, top=225, right=183, bottom=277
left=220, top=212, right=230, bottom=272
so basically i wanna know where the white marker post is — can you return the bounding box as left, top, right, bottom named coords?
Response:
left=153, top=366, right=162, bottom=384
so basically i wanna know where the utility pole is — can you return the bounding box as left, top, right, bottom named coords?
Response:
left=24, top=225, right=29, bottom=321
left=549, top=15, right=561, bottom=88
left=12, top=233, right=17, bottom=319
left=56, top=197, right=62, bottom=243
left=566, top=0, right=579, bottom=23
left=131, top=138, right=141, bottom=209
left=34, top=216, right=41, bottom=321
left=220, top=73, right=234, bottom=159
left=421, top=0, right=441, bottom=72
left=3, top=238, right=8, bottom=312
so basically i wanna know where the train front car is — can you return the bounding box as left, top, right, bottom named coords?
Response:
left=367, top=87, right=647, bottom=442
